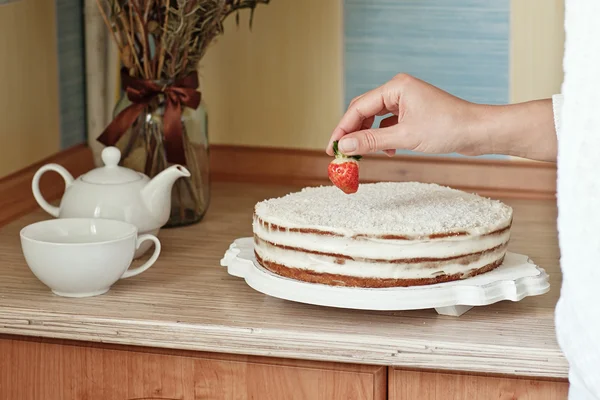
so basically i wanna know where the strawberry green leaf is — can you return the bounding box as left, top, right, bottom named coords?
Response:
left=332, top=140, right=340, bottom=155
left=332, top=140, right=362, bottom=161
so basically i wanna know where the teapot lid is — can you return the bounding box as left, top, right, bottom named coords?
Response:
left=81, top=147, right=143, bottom=184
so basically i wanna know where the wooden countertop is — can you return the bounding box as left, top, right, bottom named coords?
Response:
left=0, top=182, right=567, bottom=378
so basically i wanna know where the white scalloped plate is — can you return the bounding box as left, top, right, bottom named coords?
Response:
left=220, top=238, right=550, bottom=316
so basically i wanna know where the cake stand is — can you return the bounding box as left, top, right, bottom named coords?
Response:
left=220, top=238, right=550, bottom=316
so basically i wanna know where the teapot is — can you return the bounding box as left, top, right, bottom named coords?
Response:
left=32, top=146, right=190, bottom=258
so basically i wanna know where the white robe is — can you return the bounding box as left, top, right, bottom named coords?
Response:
left=553, top=1, right=600, bottom=398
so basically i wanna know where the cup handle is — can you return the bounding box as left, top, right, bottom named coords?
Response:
left=120, top=234, right=162, bottom=279
left=32, top=164, right=74, bottom=217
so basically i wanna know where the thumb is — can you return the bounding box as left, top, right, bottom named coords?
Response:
left=337, top=126, right=399, bottom=156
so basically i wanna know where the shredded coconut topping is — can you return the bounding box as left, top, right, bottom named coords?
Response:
left=255, top=182, right=513, bottom=237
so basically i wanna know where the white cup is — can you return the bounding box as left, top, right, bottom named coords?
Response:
left=20, top=218, right=161, bottom=297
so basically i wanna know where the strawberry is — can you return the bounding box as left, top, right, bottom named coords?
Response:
left=328, top=140, right=362, bottom=194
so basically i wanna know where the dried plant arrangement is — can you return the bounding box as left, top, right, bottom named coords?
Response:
left=94, top=0, right=269, bottom=226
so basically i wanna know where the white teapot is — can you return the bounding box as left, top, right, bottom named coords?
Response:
left=32, top=146, right=190, bottom=258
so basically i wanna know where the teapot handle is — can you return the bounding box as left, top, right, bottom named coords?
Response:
left=32, top=164, right=74, bottom=217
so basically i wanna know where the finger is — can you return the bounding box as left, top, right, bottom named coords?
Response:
left=360, top=116, right=375, bottom=131
left=337, top=126, right=399, bottom=156
left=339, top=89, right=387, bottom=132
left=339, top=83, right=402, bottom=133
left=327, top=110, right=394, bottom=154
left=370, top=116, right=398, bottom=156
left=327, top=86, right=394, bottom=155
left=380, top=116, right=399, bottom=156
left=349, top=93, right=392, bottom=113
left=326, top=93, right=369, bottom=155
left=349, top=93, right=364, bottom=107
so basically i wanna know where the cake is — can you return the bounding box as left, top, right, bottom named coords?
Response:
left=252, top=182, right=513, bottom=288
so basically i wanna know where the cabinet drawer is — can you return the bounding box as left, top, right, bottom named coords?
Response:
left=0, top=337, right=386, bottom=400
left=389, top=368, right=568, bottom=400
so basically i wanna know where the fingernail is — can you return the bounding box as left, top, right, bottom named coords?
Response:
left=339, top=138, right=358, bottom=152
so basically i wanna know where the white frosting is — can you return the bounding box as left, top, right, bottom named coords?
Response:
left=254, top=182, right=513, bottom=238
left=253, top=218, right=509, bottom=260
left=255, top=240, right=506, bottom=280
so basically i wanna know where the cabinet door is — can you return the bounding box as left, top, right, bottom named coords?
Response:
left=0, top=337, right=386, bottom=400
left=389, top=369, right=568, bottom=400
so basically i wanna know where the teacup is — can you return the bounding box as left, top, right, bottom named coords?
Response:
left=20, top=218, right=161, bottom=297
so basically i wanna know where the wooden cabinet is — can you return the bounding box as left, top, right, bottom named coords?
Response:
left=388, top=368, right=569, bottom=400
left=0, top=337, right=386, bottom=400
left=0, top=336, right=571, bottom=399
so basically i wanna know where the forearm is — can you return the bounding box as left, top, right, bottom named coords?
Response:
left=470, top=99, right=557, bottom=162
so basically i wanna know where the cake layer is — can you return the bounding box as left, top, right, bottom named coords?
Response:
left=253, top=216, right=510, bottom=261
left=254, top=235, right=507, bottom=280
left=255, top=252, right=505, bottom=288
left=254, top=183, right=513, bottom=238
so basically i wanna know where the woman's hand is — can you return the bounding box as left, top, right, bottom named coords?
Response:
left=326, top=73, right=557, bottom=162
left=326, top=74, right=484, bottom=157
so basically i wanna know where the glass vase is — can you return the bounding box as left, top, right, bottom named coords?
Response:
left=112, top=95, right=210, bottom=227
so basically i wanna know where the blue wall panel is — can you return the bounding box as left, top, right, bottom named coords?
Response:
left=344, top=0, right=510, bottom=158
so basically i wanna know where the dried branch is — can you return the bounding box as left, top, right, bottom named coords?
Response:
left=156, top=2, right=170, bottom=78
left=95, top=0, right=268, bottom=80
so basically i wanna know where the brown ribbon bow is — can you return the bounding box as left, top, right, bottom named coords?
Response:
left=97, top=68, right=201, bottom=165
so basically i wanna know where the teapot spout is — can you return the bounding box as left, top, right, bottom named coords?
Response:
left=141, top=165, right=191, bottom=225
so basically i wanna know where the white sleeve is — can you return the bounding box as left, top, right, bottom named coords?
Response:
left=555, top=1, right=600, bottom=398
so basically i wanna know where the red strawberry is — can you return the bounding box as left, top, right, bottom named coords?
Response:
left=328, top=140, right=362, bottom=194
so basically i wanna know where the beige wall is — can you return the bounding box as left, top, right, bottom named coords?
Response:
left=200, top=0, right=343, bottom=150
left=0, top=0, right=566, bottom=177
left=202, top=0, right=565, bottom=151
left=510, top=0, right=565, bottom=103
left=0, top=0, right=61, bottom=178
